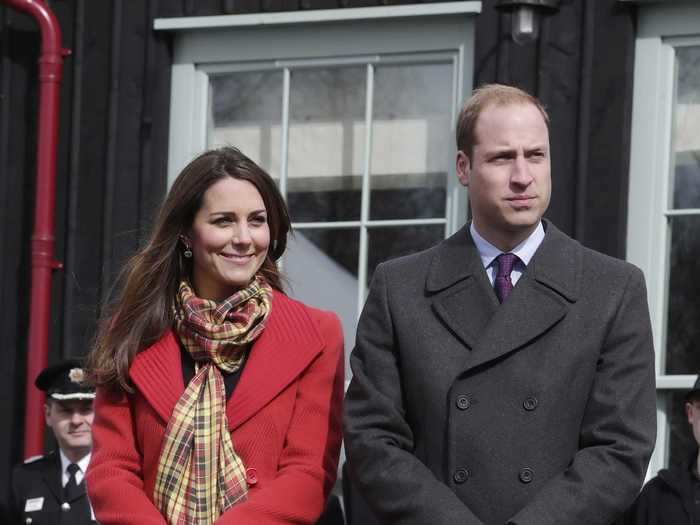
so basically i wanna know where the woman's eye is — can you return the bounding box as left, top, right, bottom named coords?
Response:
left=251, top=215, right=267, bottom=225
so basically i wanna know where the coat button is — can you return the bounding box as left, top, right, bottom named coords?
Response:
left=456, top=395, right=471, bottom=410
left=246, top=467, right=258, bottom=485
left=523, top=396, right=538, bottom=411
left=61, top=502, right=71, bottom=512
left=453, top=468, right=470, bottom=484
left=25, top=518, right=32, bottom=524
left=519, top=467, right=534, bottom=483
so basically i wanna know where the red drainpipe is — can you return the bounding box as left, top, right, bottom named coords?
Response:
left=2, top=0, right=69, bottom=458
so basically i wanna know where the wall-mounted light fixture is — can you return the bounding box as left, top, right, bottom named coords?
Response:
left=495, top=0, right=561, bottom=46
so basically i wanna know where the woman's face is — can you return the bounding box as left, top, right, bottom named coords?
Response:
left=186, top=176, right=270, bottom=301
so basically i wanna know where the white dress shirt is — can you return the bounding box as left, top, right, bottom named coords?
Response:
left=59, top=450, right=91, bottom=487
left=469, top=221, right=545, bottom=286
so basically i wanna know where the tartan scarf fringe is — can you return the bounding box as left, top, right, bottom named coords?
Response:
left=153, top=277, right=273, bottom=524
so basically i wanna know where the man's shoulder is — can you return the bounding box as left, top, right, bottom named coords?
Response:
left=378, top=227, right=470, bottom=276
left=546, top=221, right=643, bottom=280
left=13, top=451, right=56, bottom=476
left=655, top=463, right=696, bottom=493
left=379, top=242, right=443, bottom=274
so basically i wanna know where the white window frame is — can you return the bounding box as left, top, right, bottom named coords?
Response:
left=156, top=3, right=480, bottom=392
left=156, top=2, right=480, bottom=237
left=627, top=2, right=700, bottom=475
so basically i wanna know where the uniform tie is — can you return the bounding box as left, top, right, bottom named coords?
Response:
left=64, top=463, right=81, bottom=502
left=494, top=253, right=519, bottom=303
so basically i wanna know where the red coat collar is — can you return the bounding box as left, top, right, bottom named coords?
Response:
left=129, top=291, right=324, bottom=431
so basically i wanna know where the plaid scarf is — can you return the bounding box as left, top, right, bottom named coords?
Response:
left=153, top=277, right=272, bottom=525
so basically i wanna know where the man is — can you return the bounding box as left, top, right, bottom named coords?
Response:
left=11, top=360, right=96, bottom=525
left=625, top=376, right=700, bottom=524
left=343, top=84, right=656, bottom=525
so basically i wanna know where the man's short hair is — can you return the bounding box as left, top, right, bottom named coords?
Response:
left=456, top=83, right=550, bottom=156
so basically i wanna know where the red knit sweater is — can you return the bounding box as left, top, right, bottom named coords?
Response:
left=86, top=292, right=344, bottom=524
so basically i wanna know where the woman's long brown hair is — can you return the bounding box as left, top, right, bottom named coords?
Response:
left=87, top=147, right=291, bottom=392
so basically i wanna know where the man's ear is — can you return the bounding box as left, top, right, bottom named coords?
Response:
left=44, top=403, right=51, bottom=425
left=456, top=150, right=471, bottom=188
left=686, top=402, right=695, bottom=424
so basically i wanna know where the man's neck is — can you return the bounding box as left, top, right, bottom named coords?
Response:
left=62, top=447, right=90, bottom=464
left=471, top=221, right=539, bottom=253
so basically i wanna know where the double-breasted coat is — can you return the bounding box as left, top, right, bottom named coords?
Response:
left=344, top=221, right=656, bottom=525
left=10, top=451, right=95, bottom=525
left=86, top=291, right=344, bottom=525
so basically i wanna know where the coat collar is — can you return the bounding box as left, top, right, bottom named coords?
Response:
left=428, top=220, right=581, bottom=370
left=129, top=290, right=324, bottom=431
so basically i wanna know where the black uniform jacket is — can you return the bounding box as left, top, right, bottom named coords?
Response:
left=625, top=452, right=700, bottom=525
left=344, top=221, right=657, bottom=525
left=11, top=451, right=95, bottom=525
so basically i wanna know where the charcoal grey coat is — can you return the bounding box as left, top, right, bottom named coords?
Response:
left=343, top=221, right=656, bottom=525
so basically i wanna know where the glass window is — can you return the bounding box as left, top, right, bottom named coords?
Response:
left=664, top=45, right=700, bottom=377
left=370, top=63, right=452, bottom=221
left=202, top=59, right=457, bottom=382
left=287, top=67, right=366, bottom=223
left=662, top=43, right=700, bottom=471
left=208, top=71, right=283, bottom=175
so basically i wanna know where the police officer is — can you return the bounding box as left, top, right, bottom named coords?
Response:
left=10, top=360, right=96, bottom=525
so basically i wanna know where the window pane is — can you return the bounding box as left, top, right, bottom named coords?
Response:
left=367, top=225, right=444, bottom=286
left=208, top=71, right=283, bottom=176
left=288, top=67, right=366, bottom=222
left=666, top=390, right=697, bottom=468
left=665, top=215, right=700, bottom=374
left=370, top=63, right=452, bottom=220
left=671, top=46, right=700, bottom=209
left=284, top=228, right=360, bottom=380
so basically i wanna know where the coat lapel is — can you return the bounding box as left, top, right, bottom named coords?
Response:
left=129, top=291, right=324, bottom=431
left=227, top=291, right=324, bottom=431
left=428, top=226, right=499, bottom=350
left=42, top=452, right=63, bottom=503
left=466, top=222, right=581, bottom=371
left=130, top=330, right=184, bottom=425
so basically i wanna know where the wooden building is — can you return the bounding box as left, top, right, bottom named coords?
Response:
left=0, top=0, right=698, bottom=514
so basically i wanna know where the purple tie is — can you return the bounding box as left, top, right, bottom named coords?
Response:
left=494, top=253, right=518, bottom=303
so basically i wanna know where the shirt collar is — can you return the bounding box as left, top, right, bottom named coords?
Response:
left=59, top=449, right=91, bottom=474
left=469, top=221, right=545, bottom=269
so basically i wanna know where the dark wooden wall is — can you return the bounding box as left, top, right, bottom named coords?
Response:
left=0, top=0, right=636, bottom=506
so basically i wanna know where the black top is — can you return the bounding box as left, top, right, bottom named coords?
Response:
left=10, top=451, right=95, bottom=525
left=693, top=464, right=700, bottom=525
left=179, top=345, right=246, bottom=401
left=624, top=451, right=700, bottom=525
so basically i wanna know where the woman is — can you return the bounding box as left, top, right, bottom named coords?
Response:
left=86, top=147, right=344, bottom=525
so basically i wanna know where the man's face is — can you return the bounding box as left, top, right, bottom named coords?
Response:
left=456, top=102, right=551, bottom=248
left=686, top=399, right=700, bottom=446
left=44, top=399, right=94, bottom=457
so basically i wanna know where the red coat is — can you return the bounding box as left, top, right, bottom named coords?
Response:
left=86, top=291, right=344, bottom=525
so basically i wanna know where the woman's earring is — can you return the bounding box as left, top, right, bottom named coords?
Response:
left=180, top=235, right=193, bottom=258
